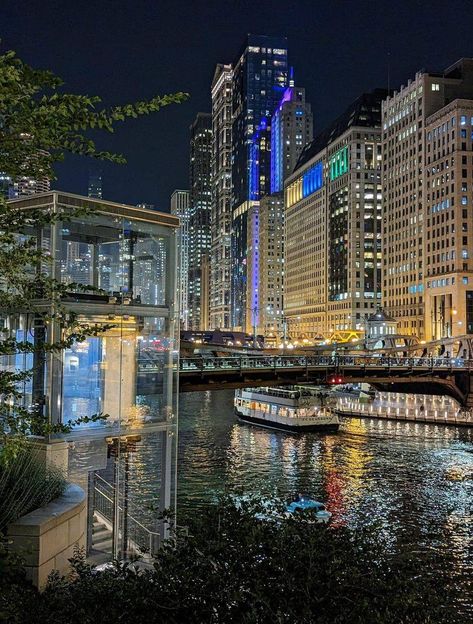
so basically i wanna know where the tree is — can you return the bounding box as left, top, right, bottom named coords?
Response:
left=0, top=499, right=463, bottom=623
left=0, top=47, right=188, bottom=462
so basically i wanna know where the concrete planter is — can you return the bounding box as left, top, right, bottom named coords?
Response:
left=7, top=484, right=86, bottom=588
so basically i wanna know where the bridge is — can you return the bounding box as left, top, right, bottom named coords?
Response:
left=178, top=354, right=473, bottom=407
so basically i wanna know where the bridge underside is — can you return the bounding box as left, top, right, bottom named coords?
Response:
left=179, top=368, right=472, bottom=407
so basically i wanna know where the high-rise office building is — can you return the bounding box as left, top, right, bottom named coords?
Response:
left=285, top=89, right=387, bottom=340
left=170, top=189, right=190, bottom=329
left=1, top=144, right=50, bottom=199
left=210, top=63, right=233, bottom=330
left=1, top=173, right=50, bottom=199
left=424, top=99, right=473, bottom=339
left=257, top=192, right=285, bottom=340
left=88, top=171, right=103, bottom=199
left=188, top=113, right=212, bottom=330
left=231, top=34, right=288, bottom=330
left=382, top=58, right=473, bottom=338
left=270, top=74, right=313, bottom=194
left=248, top=76, right=314, bottom=338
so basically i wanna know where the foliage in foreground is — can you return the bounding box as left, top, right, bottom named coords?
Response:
left=0, top=442, right=66, bottom=531
left=0, top=499, right=465, bottom=624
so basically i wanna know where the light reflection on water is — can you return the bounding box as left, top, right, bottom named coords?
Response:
left=177, top=390, right=473, bottom=611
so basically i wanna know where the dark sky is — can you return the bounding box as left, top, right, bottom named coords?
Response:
left=2, top=0, right=473, bottom=211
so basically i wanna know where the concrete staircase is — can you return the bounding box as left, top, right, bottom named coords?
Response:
left=88, top=514, right=113, bottom=567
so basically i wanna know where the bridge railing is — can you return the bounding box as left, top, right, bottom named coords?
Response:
left=179, top=354, right=472, bottom=372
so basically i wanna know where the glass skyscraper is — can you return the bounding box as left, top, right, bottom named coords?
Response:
left=188, top=112, right=212, bottom=330
left=231, top=34, right=288, bottom=330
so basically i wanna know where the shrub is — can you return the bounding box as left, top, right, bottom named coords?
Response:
left=0, top=443, right=66, bottom=532
left=0, top=498, right=465, bottom=624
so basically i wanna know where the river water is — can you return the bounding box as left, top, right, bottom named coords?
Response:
left=177, top=389, right=473, bottom=612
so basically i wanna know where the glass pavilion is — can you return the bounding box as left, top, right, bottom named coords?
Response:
left=5, top=191, right=180, bottom=562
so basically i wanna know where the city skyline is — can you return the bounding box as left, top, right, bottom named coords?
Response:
left=3, top=0, right=473, bottom=211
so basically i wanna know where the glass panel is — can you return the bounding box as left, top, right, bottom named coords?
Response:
left=62, top=314, right=176, bottom=431
left=56, top=211, right=171, bottom=307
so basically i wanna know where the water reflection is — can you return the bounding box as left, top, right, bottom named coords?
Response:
left=177, top=389, right=472, bottom=610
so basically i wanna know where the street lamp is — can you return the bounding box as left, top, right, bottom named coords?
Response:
left=240, top=305, right=266, bottom=348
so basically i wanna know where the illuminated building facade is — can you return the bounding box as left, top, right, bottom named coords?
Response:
left=170, top=189, right=190, bottom=329
left=188, top=113, right=212, bottom=330
left=210, top=63, right=233, bottom=330
left=231, top=34, right=288, bottom=330
left=382, top=58, right=473, bottom=338
left=1, top=172, right=50, bottom=198
left=257, top=192, right=285, bottom=338
left=424, top=99, right=473, bottom=339
left=285, top=89, right=387, bottom=340
left=270, top=76, right=313, bottom=194
left=247, top=76, right=313, bottom=338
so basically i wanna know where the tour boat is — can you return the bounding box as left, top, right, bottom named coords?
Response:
left=234, top=386, right=340, bottom=432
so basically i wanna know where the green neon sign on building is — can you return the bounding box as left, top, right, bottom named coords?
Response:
left=329, top=146, right=349, bottom=181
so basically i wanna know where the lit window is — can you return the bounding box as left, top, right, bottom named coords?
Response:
left=431, top=83, right=440, bottom=91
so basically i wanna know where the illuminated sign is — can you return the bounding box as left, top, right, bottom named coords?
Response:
left=329, top=146, right=349, bottom=181
left=302, top=161, right=323, bottom=197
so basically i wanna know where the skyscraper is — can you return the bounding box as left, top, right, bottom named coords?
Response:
left=246, top=76, right=313, bottom=337
left=170, top=189, right=190, bottom=329
left=188, top=113, right=212, bottom=330
left=257, top=192, right=285, bottom=340
left=270, top=73, right=313, bottom=194
left=231, top=34, right=288, bottom=330
left=210, top=63, right=233, bottom=330
left=285, top=89, right=388, bottom=340
left=1, top=168, right=50, bottom=199
left=382, top=58, right=473, bottom=338
left=88, top=170, right=103, bottom=199
left=424, top=99, right=473, bottom=339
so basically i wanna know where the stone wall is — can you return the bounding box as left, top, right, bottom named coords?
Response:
left=7, top=484, right=86, bottom=588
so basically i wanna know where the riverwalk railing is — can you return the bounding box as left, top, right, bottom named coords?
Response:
left=336, top=399, right=473, bottom=427
left=180, top=354, right=472, bottom=372
left=93, top=474, right=160, bottom=557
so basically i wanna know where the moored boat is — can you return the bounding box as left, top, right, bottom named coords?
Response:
left=234, top=386, right=340, bottom=432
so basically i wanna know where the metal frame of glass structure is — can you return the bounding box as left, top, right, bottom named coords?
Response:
left=3, top=191, right=179, bottom=562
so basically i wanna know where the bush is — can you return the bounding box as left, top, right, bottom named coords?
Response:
left=0, top=498, right=466, bottom=624
left=0, top=443, right=66, bottom=532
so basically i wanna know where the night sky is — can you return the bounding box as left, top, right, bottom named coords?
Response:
left=3, top=0, right=473, bottom=212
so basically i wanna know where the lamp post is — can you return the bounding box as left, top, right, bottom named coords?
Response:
left=238, top=305, right=266, bottom=348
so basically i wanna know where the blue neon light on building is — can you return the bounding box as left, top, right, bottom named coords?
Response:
left=302, top=161, right=323, bottom=197
left=249, top=118, right=268, bottom=200
left=249, top=140, right=259, bottom=201
left=270, top=86, right=294, bottom=194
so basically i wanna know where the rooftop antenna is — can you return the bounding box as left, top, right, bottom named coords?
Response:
left=387, top=51, right=391, bottom=92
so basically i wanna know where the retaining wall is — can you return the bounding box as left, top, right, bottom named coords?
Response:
left=7, top=483, right=86, bottom=588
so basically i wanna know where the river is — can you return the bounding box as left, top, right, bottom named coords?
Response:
left=176, top=389, right=473, bottom=613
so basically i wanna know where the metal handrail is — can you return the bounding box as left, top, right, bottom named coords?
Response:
left=93, top=475, right=160, bottom=557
